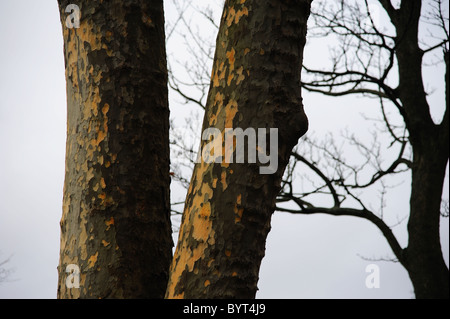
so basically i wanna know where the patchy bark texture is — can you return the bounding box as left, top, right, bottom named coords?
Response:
left=57, top=0, right=172, bottom=298
left=166, top=0, right=311, bottom=299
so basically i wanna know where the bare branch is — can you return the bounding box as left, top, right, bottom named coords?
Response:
left=290, top=151, right=340, bottom=207
left=377, top=0, right=399, bottom=23
left=275, top=205, right=404, bottom=262
left=422, top=39, right=450, bottom=54
left=168, top=78, right=206, bottom=109
left=357, top=253, right=399, bottom=263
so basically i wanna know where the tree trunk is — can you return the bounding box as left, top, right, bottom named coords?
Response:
left=406, top=145, right=449, bottom=299
left=165, top=0, right=311, bottom=299
left=391, top=0, right=449, bottom=299
left=57, top=0, right=172, bottom=298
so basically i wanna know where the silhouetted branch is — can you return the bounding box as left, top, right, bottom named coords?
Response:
left=275, top=204, right=404, bottom=262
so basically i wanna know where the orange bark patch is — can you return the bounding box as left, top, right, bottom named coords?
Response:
left=214, top=91, right=225, bottom=109
left=87, top=252, right=99, bottom=269
left=213, top=71, right=220, bottom=88
left=221, top=171, right=228, bottom=191
left=234, top=7, right=249, bottom=24
left=91, top=103, right=110, bottom=147
left=212, top=61, right=227, bottom=88
left=225, top=99, right=238, bottom=128
left=105, top=217, right=114, bottom=230
left=226, top=48, right=236, bottom=71
left=209, top=92, right=225, bottom=126
left=192, top=202, right=212, bottom=243
left=227, top=73, right=235, bottom=86
left=225, top=5, right=248, bottom=26
left=236, top=66, right=245, bottom=85
left=102, top=103, right=109, bottom=115
left=226, top=7, right=236, bottom=27
left=234, top=194, right=244, bottom=223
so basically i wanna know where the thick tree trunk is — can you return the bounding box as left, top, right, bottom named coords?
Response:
left=406, top=146, right=449, bottom=299
left=165, top=0, right=311, bottom=299
left=391, top=0, right=449, bottom=299
left=57, top=0, right=172, bottom=298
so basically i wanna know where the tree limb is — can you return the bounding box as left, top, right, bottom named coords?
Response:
left=290, top=151, right=340, bottom=207
left=275, top=205, right=405, bottom=263
left=377, top=0, right=399, bottom=23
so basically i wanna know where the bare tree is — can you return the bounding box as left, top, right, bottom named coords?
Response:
left=283, top=0, right=449, bottom=299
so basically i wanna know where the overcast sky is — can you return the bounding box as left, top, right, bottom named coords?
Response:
left=0, top=0, right=448, bottom=299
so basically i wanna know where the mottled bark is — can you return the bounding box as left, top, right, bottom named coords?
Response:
left=57, top=0, right=172, bottom=298
left=166, top=0, right=311, bottom=299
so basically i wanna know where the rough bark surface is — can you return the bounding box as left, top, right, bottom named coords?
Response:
left=166, top=0, right=311, bottom=299
left=57, top=0, right=172, bottom=298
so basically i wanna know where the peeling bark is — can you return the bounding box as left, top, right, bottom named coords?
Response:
left=57, top=0, right=172, bottom=298
left=166, top=0, right=311, bottom=299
